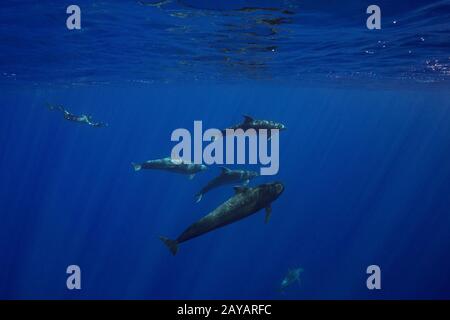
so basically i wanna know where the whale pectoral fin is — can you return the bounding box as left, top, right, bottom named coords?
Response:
left=195, top=193, right=203, bottom=203
left=264, top=205, right=272, bottom=223
left=188, top=174, right=195, bottom=180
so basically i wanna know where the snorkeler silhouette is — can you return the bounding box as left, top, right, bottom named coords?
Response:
left=47, top=104, right=107, bottom=128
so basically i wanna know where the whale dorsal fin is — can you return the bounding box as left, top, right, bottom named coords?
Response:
left=233, top=186, right=249, bottom=194
left=243, top=115, right=254, bottom=123
left=220, top=166, right=231, bottom=175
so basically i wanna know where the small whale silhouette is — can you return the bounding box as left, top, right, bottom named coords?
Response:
left=132, top=157, right=207, bottom=179
left=218, top=115, right=286, bottom=139
left=195, top=167, right=259, bottom=203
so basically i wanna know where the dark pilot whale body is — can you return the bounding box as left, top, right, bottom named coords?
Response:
left=195, top=167, right=259, bottom=203
left=160, top=182, right=284, bottom=255
left=220, top=115, right=286, bottom=138
left=132, top=157, right=207, bottom=179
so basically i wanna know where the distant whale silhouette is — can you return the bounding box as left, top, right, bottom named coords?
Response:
left=280, top=267, right=303, bottom=293
left=195, top=167, right=259, bottom=203
left=47, top=104, right=108, bottom=128
left=132, top=157, right=207, bottom=179
left=160, top=182, right=284, bottom=255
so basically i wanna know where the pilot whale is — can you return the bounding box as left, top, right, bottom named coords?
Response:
left=280, top=268, right=303, bottom=292
left=220, top=115, right=286, bottom=138
left=47, top=104, right=107, bottom=128
left=132, top=157, right=207, bottom=179
left=160, top=182, right=284, bottom=255
left=195, top=167, right=259, bottom=203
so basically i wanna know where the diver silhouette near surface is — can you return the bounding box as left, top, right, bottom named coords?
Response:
left=47, top=104, right=108, bottom=128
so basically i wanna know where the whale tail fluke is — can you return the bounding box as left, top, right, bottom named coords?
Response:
left=160, top=236, right=178, bottom=255
left=132, top=162, right=141, bottom=171
left=195, top=193, right=203, bottom=203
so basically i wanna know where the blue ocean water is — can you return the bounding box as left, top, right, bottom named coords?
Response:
left=0, top=1, right=449, bottom=299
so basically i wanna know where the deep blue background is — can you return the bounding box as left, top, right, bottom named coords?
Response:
left=1, top=86, right=449, bottom=299
left=0, top=1, right=450, bottom=299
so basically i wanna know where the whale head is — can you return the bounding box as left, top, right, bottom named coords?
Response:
left=258, top=181, right=284, bottom=202
left=272, top=182, right=284, bottom=197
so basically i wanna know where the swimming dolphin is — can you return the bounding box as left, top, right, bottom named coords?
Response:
left=160, top=182, right=284, bottom=255
left=220, top=115, right=286, bottom=139
left=132, top=157, right=207, bottom=179
left=280, top=268, right=303, bottom=292
left=195, top=167, right=259, bottom=203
